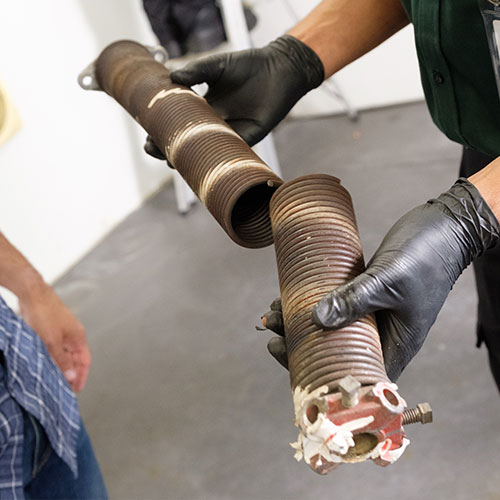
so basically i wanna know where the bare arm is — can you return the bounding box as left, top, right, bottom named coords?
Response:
left=290, top=0, right=500, bottom=222
left=0, top=232, right=90, bottom=392
left=0, top=232, right=44, bottom=301
left=288, top=0, right=410, bottom=77
left=469, top=160, right=500, bottom=220
left=165, top=0, right=410, bottom=147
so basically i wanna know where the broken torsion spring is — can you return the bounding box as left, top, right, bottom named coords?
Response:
left=82, top=40, right=283, bottom=249
left=270, top=174, right=431, bottom=474
left=81, top=41, right=432, bottom=474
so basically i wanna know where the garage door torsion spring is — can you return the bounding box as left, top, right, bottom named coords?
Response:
left=270, top=175, right=389, bottom=393
left=94, top=40, right=283, bottom=248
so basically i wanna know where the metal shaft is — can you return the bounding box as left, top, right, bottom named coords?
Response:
left=94, top=40, right=283, bottom=248
left=270, top=174, right=390, bottom=393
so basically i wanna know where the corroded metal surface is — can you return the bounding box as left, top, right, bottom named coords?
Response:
left=94, top=40, right=282, bottom=248
left=270, top=174, right=390, bottom=392
left=270, top=174, right=413, bottom=473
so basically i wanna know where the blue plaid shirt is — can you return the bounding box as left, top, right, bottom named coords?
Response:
left=0, top=297, right=80, bottom=499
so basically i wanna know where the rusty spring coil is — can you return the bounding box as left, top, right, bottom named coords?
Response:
left=94, top=40, right=283, bottom=248
left=270, top=174, right=390, bottom=393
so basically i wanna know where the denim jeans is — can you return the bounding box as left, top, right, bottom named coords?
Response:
left=22, top=411, right=108, bottom=500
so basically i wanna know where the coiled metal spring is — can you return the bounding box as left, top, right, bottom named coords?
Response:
left=94, top=40, right=283, bottom=248
left=270, top=174, right=389, bottom=393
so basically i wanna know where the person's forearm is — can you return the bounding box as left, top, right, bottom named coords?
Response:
left=0, top=232, right=91, bottom=391
left=0, top=232, right=45, bottom=302
left=288, top=0, right=410, bottom=78
left=469, top=159, right=500, bottom=221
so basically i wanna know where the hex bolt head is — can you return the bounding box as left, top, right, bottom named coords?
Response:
left=338, top=375, right=361, bottom=408
left=416, top=403, right=433, bottom=424
left=402, top=402, right=433, bottom=425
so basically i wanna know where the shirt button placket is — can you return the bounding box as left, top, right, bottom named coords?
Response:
left=432, top=69, right=445, bottom=85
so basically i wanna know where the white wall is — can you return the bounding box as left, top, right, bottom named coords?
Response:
left=0, top=0, right=424, bottom=306
left=0, top=1, right=172, bottom=296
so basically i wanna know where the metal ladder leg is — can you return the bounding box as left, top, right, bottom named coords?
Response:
left=172, top=0, right=283, bottom=214
left=218, top=0, right=282, bottom=177
left=280, top=0, right=359, bottom=122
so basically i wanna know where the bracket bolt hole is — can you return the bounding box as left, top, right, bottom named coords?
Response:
left=81, top=75, right=93, bottom=88
left=153, top=51, right=167, bottom=64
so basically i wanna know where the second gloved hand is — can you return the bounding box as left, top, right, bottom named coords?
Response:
left=261, top=179, right=500, bottom=380
left=145, top=34, right=324, bottom=159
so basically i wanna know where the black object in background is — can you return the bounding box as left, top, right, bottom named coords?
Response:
left=142, top=0, right=257, bottom=58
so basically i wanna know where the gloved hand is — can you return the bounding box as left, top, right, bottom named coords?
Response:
left=144, top=135, right=175, bottom=168
left=144, top=34, right=324, bottom=159
left=144, top=135, right=166, bottom=160
left=260, top=298, right=287, bottom=369
left=260, top=179, right=500, bottom=380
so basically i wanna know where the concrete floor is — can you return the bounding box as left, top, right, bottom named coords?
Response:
left=56, top=102, right=500, bottom=500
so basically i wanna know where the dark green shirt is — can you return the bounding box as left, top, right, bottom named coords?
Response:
left=400, top=0, right=500, bottom=156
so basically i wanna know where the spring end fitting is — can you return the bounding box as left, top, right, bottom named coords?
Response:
left=291, top=379, right=414, bottom=474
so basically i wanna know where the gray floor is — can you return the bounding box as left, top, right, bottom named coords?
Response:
left=56, top=102, right=500, bottom=500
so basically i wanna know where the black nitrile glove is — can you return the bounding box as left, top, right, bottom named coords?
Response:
left=260, top=179, right=500, bottom=380
left=144, top=135, right=175, bottom=168
left=260, top=298, right=287, bottom=369
left=144, top=34, right=324, bottom=158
